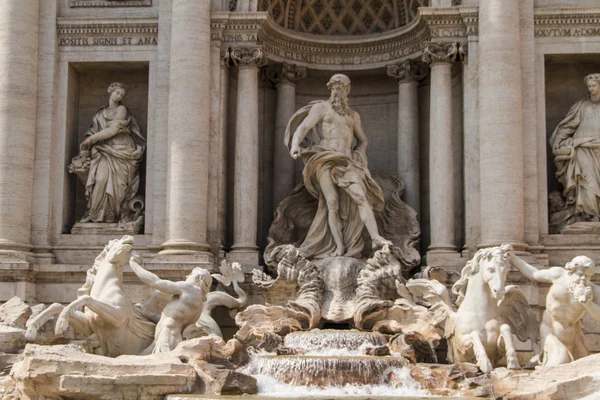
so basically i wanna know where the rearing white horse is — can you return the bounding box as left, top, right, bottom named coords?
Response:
left=26, top=236, right=155, bottom=357
left=403, top=244, right=538, bottom=373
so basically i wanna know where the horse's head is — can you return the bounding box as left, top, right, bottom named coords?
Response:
left=453, top=244, right=513, bottom=303
left=479, top=245, right=512, bottom=300
left=105, top=235, right=135, bottom=265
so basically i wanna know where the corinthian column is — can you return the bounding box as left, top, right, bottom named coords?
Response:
left=229, top=47, right=266, bottom=271
left=478, top=0, right=526, bottom=250
left=0, top=0, right=39, bottom=256
left=266, top=63, right=307, bottom=209
left=387, top=60, right=428, bottom=217
left=160, top=0, right=213, bottom=265
left=423, top=42, right=458, bottom=259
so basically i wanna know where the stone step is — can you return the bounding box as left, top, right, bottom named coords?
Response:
left=166, top=396, right=480, bottom=400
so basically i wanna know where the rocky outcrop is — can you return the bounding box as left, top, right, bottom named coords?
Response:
left=10, top=336, right=256, bottom=400
left=0, top=297, right=31, bottom=329
left=493, top=353, right=600, bottom=399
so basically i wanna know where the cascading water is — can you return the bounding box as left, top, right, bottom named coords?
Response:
left=241, top=329, right=444, bottom=398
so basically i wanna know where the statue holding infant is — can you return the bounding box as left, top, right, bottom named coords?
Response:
left=69, top=82, right=146, bottom=232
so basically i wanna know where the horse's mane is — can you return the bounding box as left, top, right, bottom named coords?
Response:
left=77, top=243, right=109, bottom=297
left=452, top=246, right=509, bottom=306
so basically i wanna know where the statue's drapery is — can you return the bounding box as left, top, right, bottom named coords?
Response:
left=550, top=99, right=600, bottom=220
left=284, top=101, right=384, bottom=259
left=84, top=107, right=145, bottom=223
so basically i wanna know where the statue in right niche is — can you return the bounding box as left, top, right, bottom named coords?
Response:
left=550, top=73, right=600, bottom=232
left=69, top=82, right=146, bottom=232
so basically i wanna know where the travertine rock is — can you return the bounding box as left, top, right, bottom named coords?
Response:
left=193, top=361, right=257, bottom=395
left=10, top=336, right=251, bottom=400
left=0, top=326, right=26, bottom=354
left=493, top=353, right=600, bottom=399
left=0, top=297, right=31, bottom=329
left=11, top=343, right=198, bottom=400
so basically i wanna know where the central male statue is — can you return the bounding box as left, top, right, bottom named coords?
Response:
left=285, top=74, right=391, bottom=259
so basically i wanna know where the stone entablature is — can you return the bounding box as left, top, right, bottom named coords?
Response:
left=69, top=0, right=152, bottom=7
left=534, top=8, right=600, bottom=38
left=57, top=18, right=158, bottom=48
left=211, top=8, right=476, bottom=71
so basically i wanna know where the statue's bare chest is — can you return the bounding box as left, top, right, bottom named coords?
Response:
left=321, top=111, right=353, bottom=138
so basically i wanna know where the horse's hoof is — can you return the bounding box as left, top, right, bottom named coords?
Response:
left=507, top=359, right=521, bottom=370
left=25, top=327, right=37, bottom=341
left=480, top=360, right=494, bottom=374
left=55, top=318, right=69, bottom=335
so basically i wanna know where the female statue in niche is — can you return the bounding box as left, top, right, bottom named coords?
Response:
left=550, top=73, right=600, bottom=231
left=70, top=82, right=145, bottom=226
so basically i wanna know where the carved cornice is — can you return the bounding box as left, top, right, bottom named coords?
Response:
left=264, top=63, right=307, bottom=86
left=231, top=46, right=267, bottom=69
left=422, top=41, right=458, bottom=65
left=69, top=0, right=151, bottom=7
left=420, top=6, right=478, bottom=39
left=387, top=59, right=429, bottom=83
left=534, top=8, right=600, bottom=38
left=57, top=21, right=158, bottom=36
left=57, top=19, right=158, bottom=48
left=210, top=8, right=477, bottom=71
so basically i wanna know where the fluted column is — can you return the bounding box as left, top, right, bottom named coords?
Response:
left=0, top=0, right=39, bottom=256
left=229, top=47, right=266, bottom=271
left=423, top=42, right=458, bottom=257
left=207, top=46, right=230, bottom=260
left=387, top=60, right=428, bottom=217
left=267, top=63, right=307, bottom=209
left=160, top=0, right=212, bottom=263
left=478, top=0, right=526, bottom=250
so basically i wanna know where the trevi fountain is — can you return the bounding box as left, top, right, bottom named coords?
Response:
left=2, top=1, right=600, bottom=399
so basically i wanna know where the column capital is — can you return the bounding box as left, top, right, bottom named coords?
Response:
left=231, top=46, right=267, bottom=69
left=264, top=62, right=307, bottom=86
left=458, top=42, right=468, bottom=64
left=387, top=59, right=429, bottom=83
left=220, top=47, right=231, bottom=68
left=422, top=42, right=458, bottom=66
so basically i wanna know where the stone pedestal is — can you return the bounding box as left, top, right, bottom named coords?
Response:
left=423, top=42, right=459, bottom=261
left=478, top=0, right=526, bottom=251
left=159, top=0, right=213, bottom=267
left=0, top=0, right=39, bottom=259
left=229, top=47, right=266, bottom=272
left=386, top=60, right=428, bottom=217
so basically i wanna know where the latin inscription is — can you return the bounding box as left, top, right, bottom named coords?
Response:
left=535, top=27, right=600, bottom=37
left=262, top=42, right=425, bottom=66
left=59, top=36, right=158, bottom=47
left=211, top=33, right=258, bottom=42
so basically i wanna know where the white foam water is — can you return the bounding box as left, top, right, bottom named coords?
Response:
left=283, top=329, right=387, bottom=353
left=250, top=367, right=433, bottom=398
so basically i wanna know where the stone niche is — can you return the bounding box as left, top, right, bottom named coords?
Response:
left=63, top=62, right=149, bottom=234
left=545, top=55, right=600, bottom=234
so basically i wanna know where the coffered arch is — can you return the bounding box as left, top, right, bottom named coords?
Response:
left=258, top=0, right=428, bottom=35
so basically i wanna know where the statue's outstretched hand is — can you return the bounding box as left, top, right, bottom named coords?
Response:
left=130, top=251, right=143, bottom=267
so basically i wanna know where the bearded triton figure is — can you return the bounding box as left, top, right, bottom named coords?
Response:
left=509, top=253, right=600, bottom=366
left=550, top=73, right=600, bottom=227
left=285, top=74, right=392, bottom=259
left=73, top=82, right=145, bottom=224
